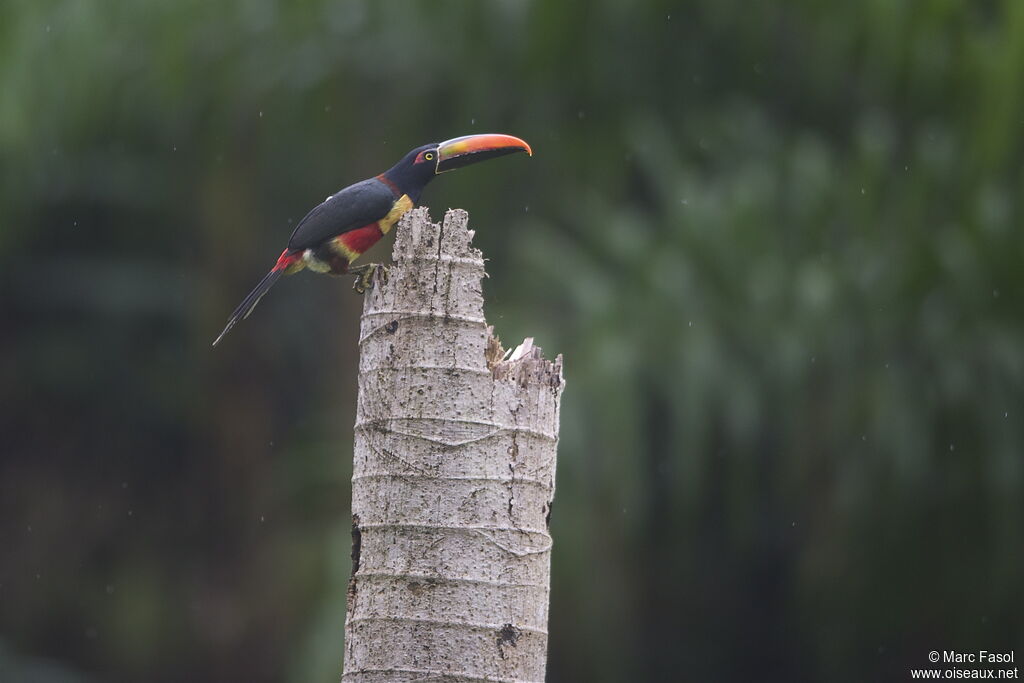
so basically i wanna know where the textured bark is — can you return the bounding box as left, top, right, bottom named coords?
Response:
left=343, top=208, right=564, bottom=683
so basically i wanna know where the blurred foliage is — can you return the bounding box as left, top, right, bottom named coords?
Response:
left=2, top=1, right=1023, bottom=681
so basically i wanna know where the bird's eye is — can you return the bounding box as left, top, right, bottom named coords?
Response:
left=424, top=152, right=434, bottom=161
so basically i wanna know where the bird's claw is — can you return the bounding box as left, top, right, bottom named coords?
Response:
left=351, top=263, right=388, bottom=294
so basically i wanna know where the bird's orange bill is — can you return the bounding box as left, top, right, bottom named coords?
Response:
left=436, top=134, right=532, bottom=172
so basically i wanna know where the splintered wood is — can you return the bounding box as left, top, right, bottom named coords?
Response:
left=345, top=208, right=563, bottom=683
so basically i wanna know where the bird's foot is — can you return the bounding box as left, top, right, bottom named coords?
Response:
left=350, top=263, right=388, bottom=294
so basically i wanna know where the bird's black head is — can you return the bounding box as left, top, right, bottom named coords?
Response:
left=382, top=143, right=439, bottom=203
left=382, top=134, right=532, bottom=203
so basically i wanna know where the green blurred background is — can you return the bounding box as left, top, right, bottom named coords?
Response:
left=2, top=1, right=1022, bottom=681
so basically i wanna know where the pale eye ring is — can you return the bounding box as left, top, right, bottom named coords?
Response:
left=424, top=152, right=434, bottom=160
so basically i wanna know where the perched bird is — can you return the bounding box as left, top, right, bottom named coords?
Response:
left=212, top=133, right=532, bottom=347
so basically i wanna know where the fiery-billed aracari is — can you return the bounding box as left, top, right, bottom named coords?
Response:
left=212, top=133, right=532, bottom=347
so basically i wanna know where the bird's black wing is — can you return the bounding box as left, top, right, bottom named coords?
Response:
left=287, top=178, right=396, bottom=251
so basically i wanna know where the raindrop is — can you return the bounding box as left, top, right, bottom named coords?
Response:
left=45, top=25, right=51, bottom=32
left=26, top=525, right=32, bottom=533
left=949, top=443, right=955, bottom=451
left=680, top=198, right=688, bottom=205
left=688, top=321, right=693, bottom=327
left=127, top=510, right=133, bottom=517
left=860, top=188, right=866, bottom=195
left=577, top=110, right=585, bottom=120
left=861, top=435, right=867, bottom=442
left=259, top=515, right=265, bottom=523
left=993, top=289, right=1000, bottom=298
left=258, top=111, right=263, bottom=118
left=1004, top=412, right=1008, bottom=418
left=524, top=205, right=529, bottom=213
left=172, top=146, right=177, bottom=152
left=324, top=105, right=331, bottom=112
left=791, top=521, right=796, bottom=527
left=667, top=14, right=671, bottom=20
left=470, top=118, right=476, bottom=125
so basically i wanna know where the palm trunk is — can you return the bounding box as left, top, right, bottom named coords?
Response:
left=343, top=208, right=564, bottom=683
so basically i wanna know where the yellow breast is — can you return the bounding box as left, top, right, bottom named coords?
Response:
left=379, top=194, right=414, bottom=234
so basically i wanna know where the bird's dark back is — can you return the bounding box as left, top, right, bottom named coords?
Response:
left=286, top=178, right=397, bottom=251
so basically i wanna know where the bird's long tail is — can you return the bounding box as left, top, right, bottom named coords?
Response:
left=212, top=250, right=300, bottom=347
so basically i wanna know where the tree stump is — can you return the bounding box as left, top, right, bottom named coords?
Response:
left=344, top=207, right=564, bottom=683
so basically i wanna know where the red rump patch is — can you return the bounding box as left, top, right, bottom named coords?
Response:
left=335, top=223, right=384, bottom=258
left=272, top=249, right=300, bottom=271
